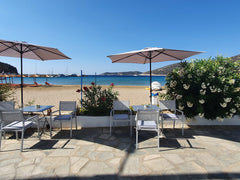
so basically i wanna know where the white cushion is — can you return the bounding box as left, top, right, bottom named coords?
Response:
left=2, top=121, right=33, bottom=130
left=137, top=120, right=157, bottom=129
left=162, top=113, right=179, bottom=120
left=113, top=114, right=129, bottom=120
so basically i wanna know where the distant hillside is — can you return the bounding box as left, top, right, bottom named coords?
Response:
left=0, top=62, right=18, bottom=74
left=231, top=54, right=240, bottom=62
left=100, top=71, right=142, bottom=76
left=144, top=63, right=182, bottom=75
left=144, top=55, right=240, bottom=76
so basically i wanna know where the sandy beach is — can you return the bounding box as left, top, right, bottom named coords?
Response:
left=13, top=85, right=156, bottom=110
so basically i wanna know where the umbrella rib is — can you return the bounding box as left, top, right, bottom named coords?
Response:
left=151, top=51, right=164, bottom=59
left=138, top=52, right=150, bottom=64
left=160, top=51, right=184, bottom=60
left=0, top=42, right=21, bottom=53
left=27, top=45, right=70, bottom=59
left=111, top=53, right=138, bottom=63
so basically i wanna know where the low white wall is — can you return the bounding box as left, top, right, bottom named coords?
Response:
left=38, top=115, right=240, bottom=129
left=186, top=115, right=240, bottom=125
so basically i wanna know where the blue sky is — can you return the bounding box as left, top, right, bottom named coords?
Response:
left=0, top=0, right=240, bottom=75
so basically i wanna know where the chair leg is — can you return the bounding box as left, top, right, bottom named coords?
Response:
left=70, top=119, right=73, bottom=138
left=50, top=115, right=52, bottom=138
left=0, top=130, right=2, bottom=151
left=158, top=130, right=160, bottom=149
left=37, top=120, right=40, bottom=139
left=136, top=129, right=138, bottom=150
left=109, top=118, right=112, bottom=136
left=60, top=120, right=62, bottom=130
left=182, top=119, right=184, bottom=136
left=161, top=119, right=164, bottom=133
left=130, top=120, right=132, bottom=137
left=75, top=117, right=77, bottom=130
left=16, top=131, right=18, bottom=140
left=173, top=120, right=176, bottom=129
left=20, top=129, right=24, bottom=152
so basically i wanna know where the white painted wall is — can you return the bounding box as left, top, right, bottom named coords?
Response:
left=33, top=115, right=240, bottom=129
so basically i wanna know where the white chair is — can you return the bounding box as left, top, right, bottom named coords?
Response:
left=159, top=100, right=184, bottom=136
left=135, top=109, right=160, bottom=149
left=110, top=101, right=132, bottom=136
left=0, top=110, right=39, bottom=152
left=53, top=101, right=77, bottom=138
left=0, top=101, right=15, bottom=111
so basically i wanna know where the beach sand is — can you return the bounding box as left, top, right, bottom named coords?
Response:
left=13, top=85, right=161, bottom=110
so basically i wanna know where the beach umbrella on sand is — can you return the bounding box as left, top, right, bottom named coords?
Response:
left=107, top=47, right=203, bottom=104
left=30, top=74, right=39, bottom=83
left=0, top=39, right=71, bottom=107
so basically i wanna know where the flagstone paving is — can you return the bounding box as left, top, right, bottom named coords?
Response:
left=0, top=126, right=240, bottom=179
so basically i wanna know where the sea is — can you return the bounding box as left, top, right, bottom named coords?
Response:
left=11, top=75, right=166, bottom=86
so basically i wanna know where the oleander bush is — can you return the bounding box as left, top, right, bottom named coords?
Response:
left=0, top=84, right=15, bottom=101
left=76, top=82, right=119, bottom=116
left=165, top=56, right=240, bottom=120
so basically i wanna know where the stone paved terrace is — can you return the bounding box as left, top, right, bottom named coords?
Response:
left=0, top=126, right=240, bottom=179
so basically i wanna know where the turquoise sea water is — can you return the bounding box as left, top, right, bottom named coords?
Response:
left=12, top=75, right=166, bottom=86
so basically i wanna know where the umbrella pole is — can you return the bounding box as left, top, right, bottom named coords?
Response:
left=80, top=70, right=83, bottom=108
left=149, top=54, right=152, bottom=105
left=20, top=44, right=24, bottom=108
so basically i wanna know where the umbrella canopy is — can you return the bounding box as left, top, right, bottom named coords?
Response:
left=107, top=47, right=204, bottom=104
left=0, top=39, right=71, bottom=107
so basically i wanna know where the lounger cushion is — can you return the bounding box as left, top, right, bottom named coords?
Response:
left=162, top=113, right=179, bottom=119
left=113, top=114, right=129, bottom=120
left=137, top=120, right=157, bottom=129
left=2, top=121, right=33, bottom=130
left=54, top=115, right=72, bottom=121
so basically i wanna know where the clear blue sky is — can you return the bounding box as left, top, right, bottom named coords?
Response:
left=0, top=0, right=239, bottom=75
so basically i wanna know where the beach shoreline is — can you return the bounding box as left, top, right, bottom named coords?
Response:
left=13, top=85, right=162, bottom=110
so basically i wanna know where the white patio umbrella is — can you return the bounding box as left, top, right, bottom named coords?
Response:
left=107, top=47, right=204, bottom=104
left=0, top=39, right=71, bottom=107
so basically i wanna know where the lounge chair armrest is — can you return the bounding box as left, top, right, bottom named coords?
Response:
left=70, top=111, right=76, bottom=117
left=26, top=115, right=40, bottom=122
left=129, top=109, right=132, bottom=115
left=176, top=109, right=184, bottom=115
left=51, top=110, right=60, bottom=115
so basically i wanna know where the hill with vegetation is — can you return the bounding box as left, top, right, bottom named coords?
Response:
left=231, top=54, right=240, bottom=62
left=100, top=71, right=142, bottom=76
left=143, top=63, right=182, bottom=75
left=0, top=62, right=18, bottom=74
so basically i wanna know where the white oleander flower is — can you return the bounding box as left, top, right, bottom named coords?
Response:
left=230, top=108, right=236, bottom=113
left=224, top=98, right=232, bottom=103
left=198, top=113, right=204, bottom=118
left=183, top=84, right=190, bottom=90
left=229, top=79, right=235, bottom=85
left=200, top=89, right=206, bottom=95
left=201, top=82, right=206, bottom=89
left=176, top=95, right=182, bottom=99
left=170, top=80, right=177, bottom=88
left=217, top=88, right=222, bottom=93
left=216, top=117, right=224, bottom=121
left=220, top=103, right=227, bottom=108
left=179, top=105, right=184, bottom=110
left=210, top=88, right=217, bottom=93
left=187, top=74, right=192, bottom=79
left=187, top=101, right=193, bottom=108
left=199, top=99, right=205, bottom=104
left=226, top=113, right=233, bottom=119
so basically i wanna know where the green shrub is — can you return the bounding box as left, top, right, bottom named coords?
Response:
left=0, top=84, right=15, bottom=101
left=166, top=56, right=240, bottom=120
left=76, top=82, right=119, bottom=116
